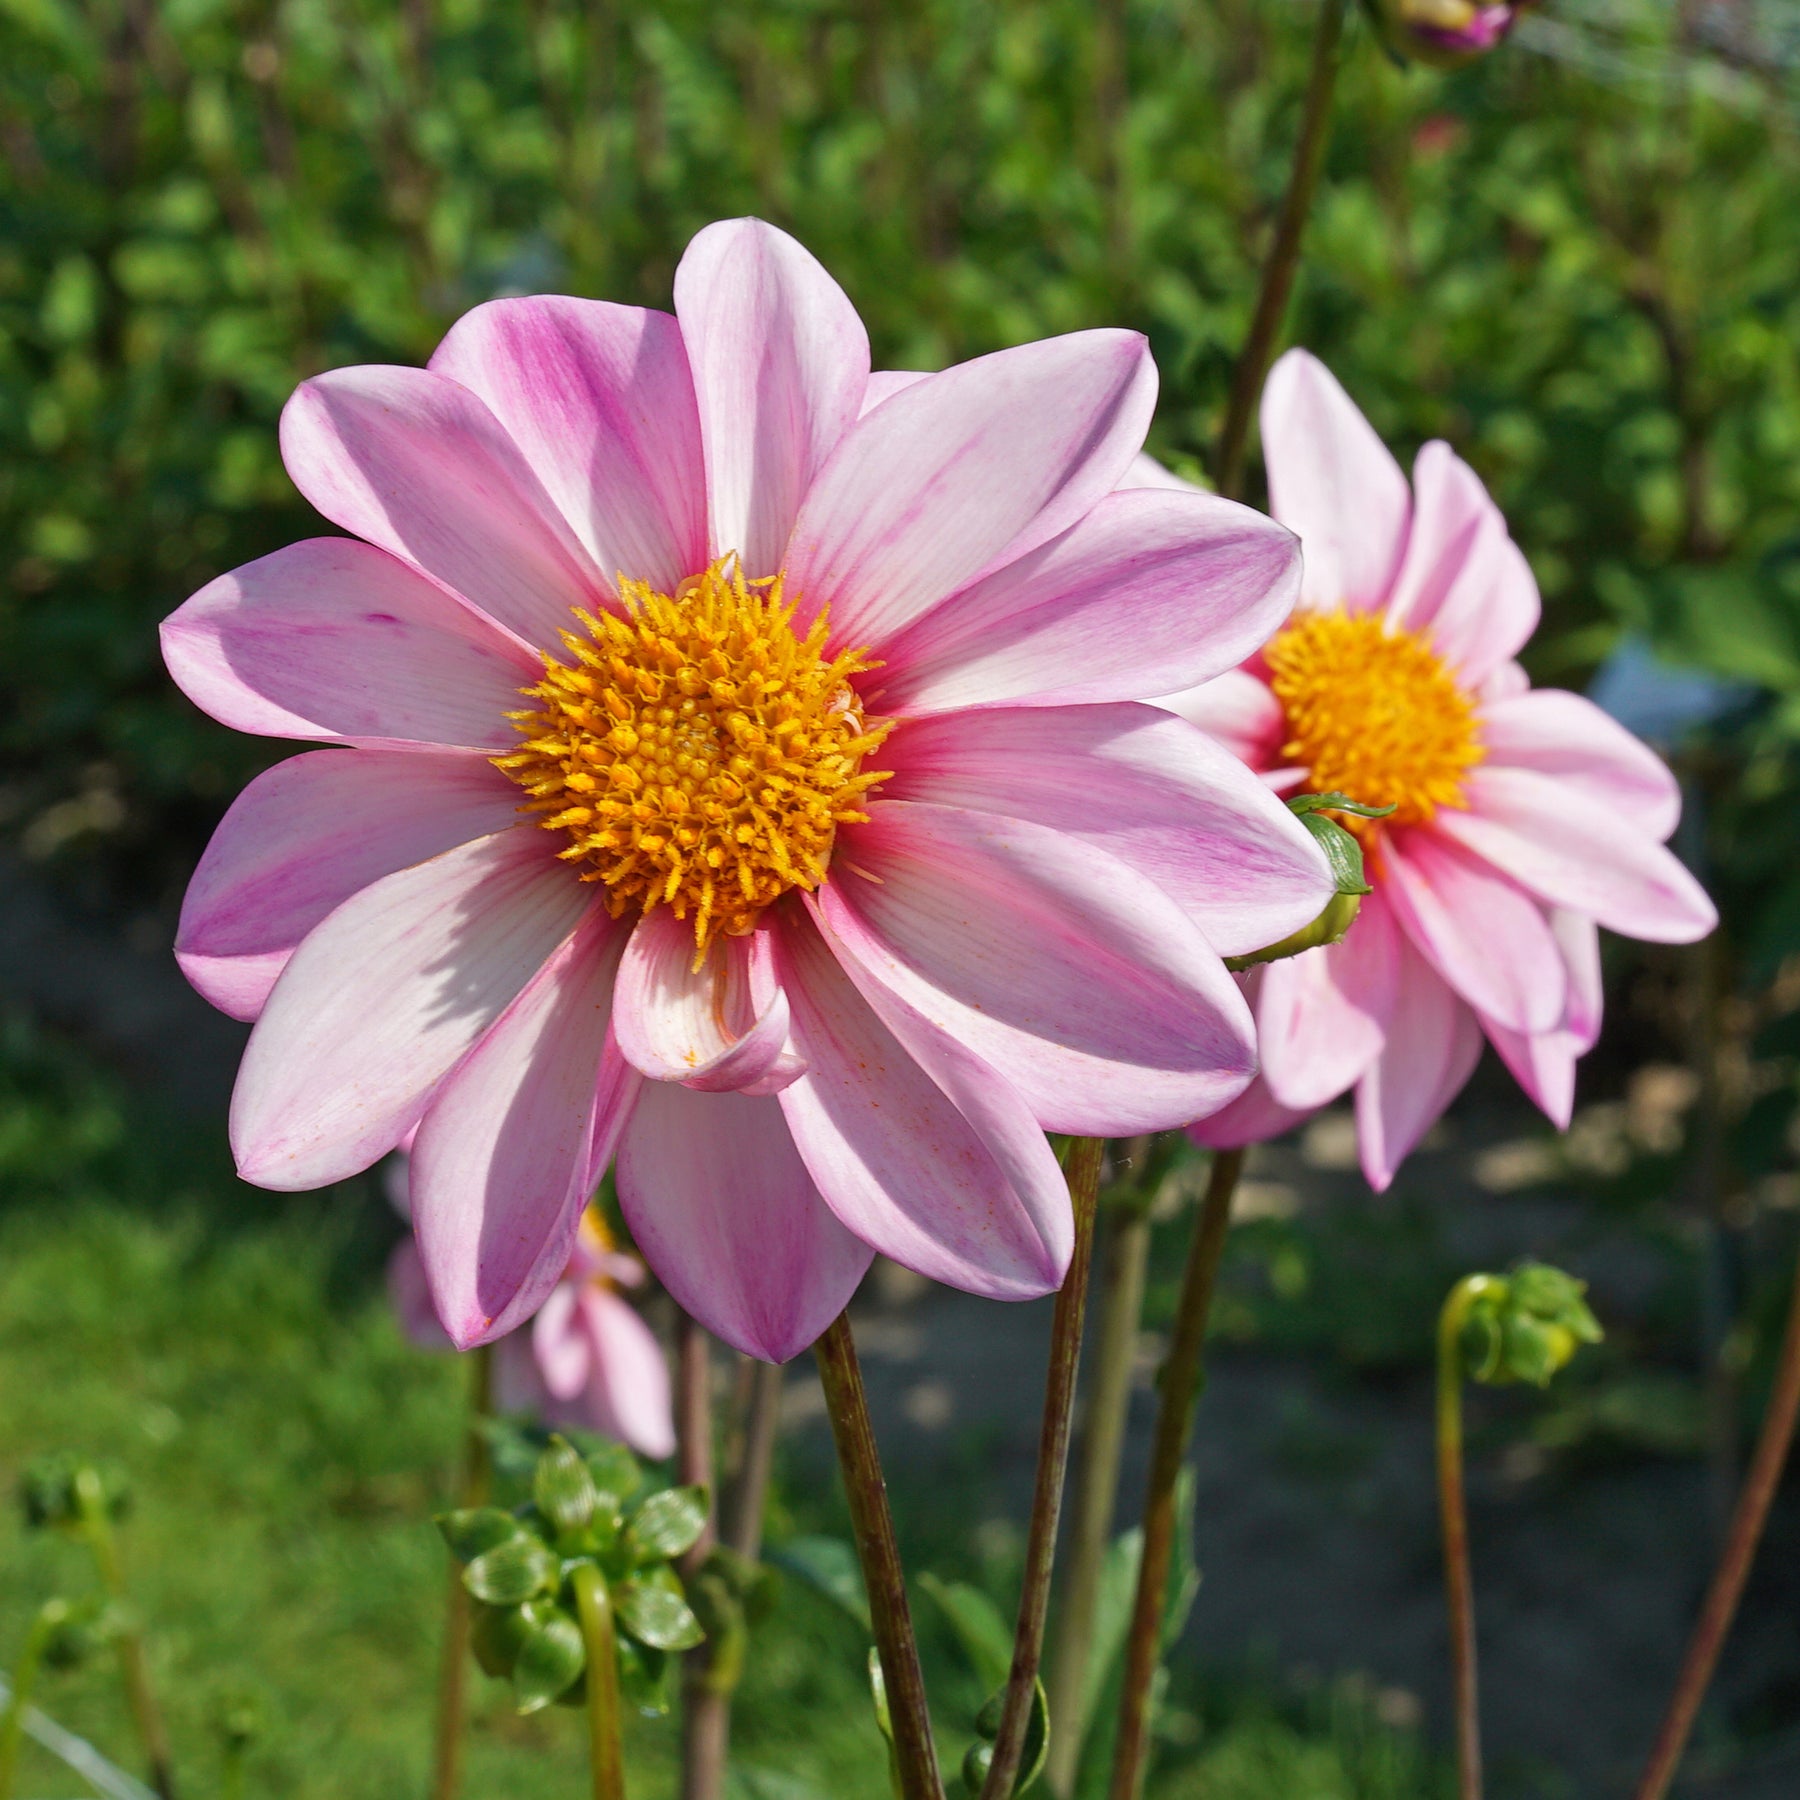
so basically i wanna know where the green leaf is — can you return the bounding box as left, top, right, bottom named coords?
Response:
left=625, top=1484, right=709, bottom=1563
left=1286, top=791, right=1397, bottom=819
left=512, top=1608, right=587, bottom=1714
left=1297, top=812, right=1371, bottom=896
left=615, top=1568, right=706, bottom=1651
left=470, top=1598, right=554, bottom=1680
left=463, top=1534, right=559, bottom=1606
left=868, top=1646, right=893, bottom=1743
left=964, top=1678, right=1049, bottom=1795
left=584, top=1441, right=643, bottom=1501
left=534, top=1436, right=599, bottom=1536
left=615, top=1633, right=672, bottom=1717
left=921, top=1573, right=1013, bottom=1694
left=770, top=1535, right=871, bottom=1632
left=436, top=1507, right=522, bottom=1565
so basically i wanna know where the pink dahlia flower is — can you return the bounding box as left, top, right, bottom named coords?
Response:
left=1370, top=0, right=1534, bottom=68
left=1175, top=349, right=1716, bottom=1190
left=162, top=218, right=1333, bottom=1361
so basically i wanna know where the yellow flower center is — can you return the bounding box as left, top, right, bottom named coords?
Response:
left=1264, top=608, right=1483, bottom=831
left=497, top=559, right=891, bottom=954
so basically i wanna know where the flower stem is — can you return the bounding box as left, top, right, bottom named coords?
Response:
left=814, top=1311, right=945, bottom=1800
left=980, top=1137, right=1105, bottom=1800
left=0, top=1604, right=59, bottom=1800
left=1213, top=0, right=1348, bottom=502
left=430, top=1343, right=492, bottom=1800
left=1045, top=1157, right=1154, bottom=1798
left=1631, top=1244, right=1800, bottom=1800
left=724, top=1359, right=785, bottom=1563
left=1437, top=1276, right=1500, bottom=1800
left=74, top=1468, right=177, bottom=1800
left=1106, top=1146, right=1244, bottom=1800
left=676, top=1313, right=728, bottom=1800
left=572, top=1564, right=627, bottom=1800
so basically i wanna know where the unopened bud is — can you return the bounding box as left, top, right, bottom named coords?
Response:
left=1458, top=1262, right=1602, bottom=1387
left=1366, top=0, right=1535, bottom=70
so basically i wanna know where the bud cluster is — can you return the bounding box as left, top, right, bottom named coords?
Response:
left=1455, top=1264, right=1603, bottom=1388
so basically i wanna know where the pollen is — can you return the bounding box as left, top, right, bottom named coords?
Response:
left=1264, top=608, right=1483, bottom=832
left=496, top=558, right=892, bottom=957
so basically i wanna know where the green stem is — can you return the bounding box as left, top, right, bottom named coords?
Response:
left=1631, top=1243, right=1800, bottom=1800
left=1437, top=1277, right=1500, bottom=1800
left=980, top=1138, right=1105, bottom=1799
left=572, top=1564, right=628, bottom=1800
left=1107, top=1147, right=1244, bottom=1800
left=430, top=1343, right=493, bottom=1800
left=1213, top=0, right=1348, bottom=502
left=75, top=1469, right=177, bottom=1800
left=815, top=1312, right=946, bottom=1800
left=1045, top=1167, right=1154, bottom=1798
left=0, top=1604, right=60, bottom=1800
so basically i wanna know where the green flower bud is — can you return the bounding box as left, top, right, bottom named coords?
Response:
left=1458, top=1262, right=1602, bottom=1388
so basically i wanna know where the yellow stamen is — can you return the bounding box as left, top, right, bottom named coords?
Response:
left=495, top=558, right=892, bottom=957
left=1264, top=607, right=1483, bottom=835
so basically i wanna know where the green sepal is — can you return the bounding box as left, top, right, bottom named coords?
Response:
left=625, top=1483, right=709, bottom=1563
left=463, top=1533, right=560, bottom=1606
left=436, top=1506, right=523, bottom=1565
left=615, top=1565, right=706, bottom=1651
left=534, top=1435, right=600, bottom=1536
left=1223, top=889, right=1363, bottom=972
left=615, top=1633, right=672, bottom=1717
left=512, top=1607, right=587, bottom=1714
left=584, top=1441, right=643, bottom=1501
left=1299, top=812, right=1371, bottom=895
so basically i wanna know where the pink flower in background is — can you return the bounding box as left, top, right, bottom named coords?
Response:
left=1174, top=349, right=1716, bottom=1189
left=1370, top=1, right=1535, bottom=67
left=163, top=217, right=1332, bottom=1361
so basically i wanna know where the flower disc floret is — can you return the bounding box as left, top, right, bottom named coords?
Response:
left=497, top=559, right=892, bottom=954
left=1265, top=608, right=1483, bottom=829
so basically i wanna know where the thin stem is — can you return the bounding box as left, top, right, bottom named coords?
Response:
left=430, top=1343, right=493, bottom=1800
left=0, top=1605, right=59, bottom=1800
left=1213, top=0, right=1348, bottom=502
left=981, top=1138, right=1105, bottom=1799
left=1046, top=1174, right=1154, bottom=1797
left=676, top=1314, right=727, bottom=1800
left=724, top=1360, right=785, bottom=1562
left=1437, top=1277, right=1500, bottom=1800
left=1631, top=1245, right=1800, bottom=1800
left=814, top=1312, right=946, bottom=1800
left=75, top=1470, right=177, bottom=1800
left=572, top=1564, right=627, bottom=1800
left=1107, top=1147, right=1244, bottom=1800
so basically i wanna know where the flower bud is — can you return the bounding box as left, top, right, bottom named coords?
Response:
left=21, top=1454, right=130, bottom=1531
left=1366, top=0, right=1535, bottom=70
left=1459, top=1262, right=1602, bottom=1388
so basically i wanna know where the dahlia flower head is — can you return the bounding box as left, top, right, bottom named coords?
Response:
left=1179, top=350, right=1715, bottom=1190
left=388, top=1165, right=675, bottom=1461
left=1368, top=0, right=1535, bottom=68
left=163, top=217, right=1335, bottom=1362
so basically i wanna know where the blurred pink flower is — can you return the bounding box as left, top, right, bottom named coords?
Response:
left=162, top=217, right=1332, bottom=1361
left=1371, top=1, right=1534, bottom=68
left=387, top=1162, right=674, bottom=1460
left=1172, top=350, right=1715, bottom=1189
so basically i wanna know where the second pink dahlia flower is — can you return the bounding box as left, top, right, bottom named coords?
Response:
left=1177, top=350, right=1716, bottom=1190
left=163, top=218, right=1333, bottom=1361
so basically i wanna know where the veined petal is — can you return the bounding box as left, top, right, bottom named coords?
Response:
left=1120, top=451, right=1203, bottom=492
left=875, top=489, right=1301, bottom=715
left=177, top=749, right=523, bottom=1021
left=412, top=908, right=636, bottom=1349
left=784, top=331, right=1156, bottom=649
left=279, top=364, right=605, bottom=651
left=859, top=369, right=930, bottom=416
left=674, top=218, right=871, bottom=579
left=1480, top=911, right=1604, bottom=1129
left=573, top=1288, right=677, bottom=1459
left=1157, top=669, right=1288, bottom=771
left=429, top=297, right=707, bottom=595
left=817, top=801, right=1256, bottom=1134
left=775, top=909, right=1070, bottom=1298
left=1260, top=349, right=1410, bottom=614
left=617, top=1083, right=872, bottom=1363
left=231, top=830, right=591, bottom=1189
left=1187, top=1068, right=1315, bottom=1151
left=532, top=1285, right=593, bottom=1400
left=162, top=537, right=538, bottom=749
left=880, top=703, right=1332, bottom=958
left=1438, top=768, right=1717, bottom=943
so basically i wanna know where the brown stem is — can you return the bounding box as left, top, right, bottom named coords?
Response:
left=980, top=1139, right=1105, bottom=1799
left=676, top=1315, right=727, bottom=1800
left=1213, top=0, right=1347, bottom=502
left=815, top=1313, right=946, bottom=1800
left=1631, top=1245, right=1800, bottom=1800
left=430, top=1344, right=493, bottom=1800
left=724, top=1360, right=785, bottom=1562
left=1106, top=1148, right=1244, bottom=1800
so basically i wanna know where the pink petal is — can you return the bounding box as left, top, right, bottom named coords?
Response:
left=177, top=749, right=522, bottom=1021
left=492, top=1334, right=551, bottom=1416
left=860, top=370, right=930, bottom=416
left=874, top=488, right=1301, bottom=715
left=279, top=364, right=604, bottom=651
left=413, top=909, right=638, bottom=1349
left=1480, top=688, right=1681, bottom=842
left=429, top=297, right=707, bottom=595
left=774, top=910, right=1070, bottom=1298
left=880, top=703, right=1332, bottom=959
left=617, top=1083, right=872, bottom=1363
left=387, top=1239, right=453, bottom=1351
left=673, top=218, right=871, bottom=579
left=572, top=1288, right=677, bottom=1459
left=1354, top=939, right=1483, bottom=1191
left=1480, top=910, right=1603, bottom=1130
left=783, top=331, right=1156, bottom=649
left=1259, top=349, right=1410, bottom=613
left=611, top=910, right=797, bottom=1092
left=1187, top=1069, right=1315, bottom=1150
left=1381, top=827, right=1567, bottom=1035
left=1479, top=660, right=1531, bottom=703
left=162, top=537, right=539, bottom=749
left=1437, top=768, right=1717, bottom=943
left=817, top=801, right=1256, bottom=1134
left=531, top=1284, right=593, bottom=1400
left=1157, top=669, right=1289, bottom=771
left=1257, top=885, right=1402, bottom=1110
left=231, top=830, right=591, bottom=1190
left=1119, top=451, right=1203, bottom=492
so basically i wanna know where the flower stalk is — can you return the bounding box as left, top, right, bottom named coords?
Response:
left=815, top=1312, right=945, bottom=1800
left=676, top=1314, right=728, bottom=1800
left=571, top=1563, right=628, bottom=1800
left=430, top=1343, right=493, bottom=1800
left=723, top=1358, right=784, bottom=1562
left=979, top=1137, right=1105, bottom=1799
left=1214, top=0, right=1349, bottom=501
left=1107, top=1146, right=1245, bottom=1800
left=1631, top=1244, right=1800, bottom=1800
left=0, top=1602, right=62, bottom=1800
